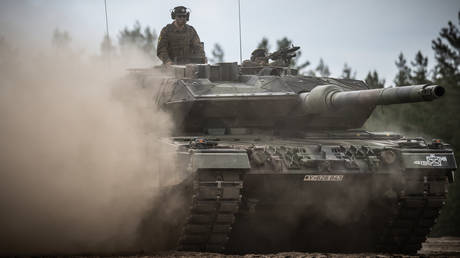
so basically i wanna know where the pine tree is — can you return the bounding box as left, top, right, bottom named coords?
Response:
left=210, top=43, right=224, bottom=63
left=341, top=63, right=356, bottom=79
left=257, top=37, right=270, bottom=51
left=393, top=52, right=411, bottom=86
left=276, top=37, right=291, bottom=49
left=410, top=51, right=429, bottom=84
left=431, top=11, right=460, bottom=87
left=118, top=21, right=157, bottom=60
left=365, top=70, right=385, bottom=89
left=315, top=58, right=330, bottom=77
left=143, top=26, right=157, bottom=57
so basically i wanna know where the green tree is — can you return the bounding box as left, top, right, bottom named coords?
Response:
left=257, top=37, right=271, bottom=51
left=118, top=21, right=157, bottom=60
left=393, top=52, right=411, bottom=86
left=431, top=12, right=460, bottom=87
left=210, top=43, right=224, bottom=63
left=52, top=28, right=71, bottom=49
left=365, top=70, right=385, bottom=89
left=315, top=58, right=330, bottom=77
left=341, top=63, right=356, bottom=79
left=410, top=51, right=430, bottom=84
left=276, top=37, right=291, bottom=49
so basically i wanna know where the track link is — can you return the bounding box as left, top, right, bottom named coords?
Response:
left=378, top=174, right=448, bottom=254
left=177, top=169, right=244, bottom=253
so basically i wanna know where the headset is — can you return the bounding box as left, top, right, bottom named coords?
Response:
left=170, top=6, right=190, bottom=21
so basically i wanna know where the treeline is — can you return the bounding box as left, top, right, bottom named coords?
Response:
left=51, top=21, right=159, bottom=62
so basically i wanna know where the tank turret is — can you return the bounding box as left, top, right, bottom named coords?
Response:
left=139, top=62, right=446, bottom=132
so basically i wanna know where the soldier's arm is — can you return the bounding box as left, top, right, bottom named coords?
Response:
left=190, top=27, right=206, bottom=58
left=157, top=27, right=171, bottom=64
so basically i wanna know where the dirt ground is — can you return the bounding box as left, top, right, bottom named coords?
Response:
left=32, top=237, right=459, bottom=258
left=57, top=252, right=458, bottom=258
left=122, top=252, right=458, bottom=258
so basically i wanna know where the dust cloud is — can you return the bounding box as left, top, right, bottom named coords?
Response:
left=0, top=40, right=176, bottom=255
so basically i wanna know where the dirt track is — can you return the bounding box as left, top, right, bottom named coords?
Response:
left=58, top=253, right=458, bottom=258
left=32, top=237, right=458, bottom=258
left=124, top=252, right=457, bottom=258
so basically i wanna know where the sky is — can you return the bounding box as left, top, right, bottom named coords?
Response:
left=0, top=0, right=458, bottom=85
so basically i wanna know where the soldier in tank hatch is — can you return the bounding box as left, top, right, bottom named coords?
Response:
left=157, top=6, right=206, bottom=65
left=242, top=48, right=269, bottom=67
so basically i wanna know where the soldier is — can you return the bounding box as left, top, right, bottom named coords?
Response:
left=242, top=48, right=269, bottom=67
left=157, top=6, right=206, bottom=65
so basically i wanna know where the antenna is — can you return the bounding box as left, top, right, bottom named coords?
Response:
left=103, top=0, right=111, bottom=68
left=104, top=0, right=110, bottom=38
left=238, top=0, right=242, bottom=64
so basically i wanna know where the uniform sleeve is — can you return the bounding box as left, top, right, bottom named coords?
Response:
left=190, top=27, right=206, bottom=59
left=157, top=26, right=171, bottom=63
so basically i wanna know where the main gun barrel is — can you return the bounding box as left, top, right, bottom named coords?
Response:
left=300, top=84, right=445, bottom=114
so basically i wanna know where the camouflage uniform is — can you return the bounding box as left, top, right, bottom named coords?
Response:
left=157, top=23, right=206, bottom=64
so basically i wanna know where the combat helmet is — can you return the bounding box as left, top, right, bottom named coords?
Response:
left=250, top=48, right=268, bottom=61
left=171, top=6, right=190, bottom=21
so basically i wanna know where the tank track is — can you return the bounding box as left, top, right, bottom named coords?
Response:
left=177, top=169, right=244, bottom=253
left=377, top=174, right=448, bottom=254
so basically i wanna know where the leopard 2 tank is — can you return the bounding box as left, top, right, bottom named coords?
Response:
left=132, top=47, right=456, bottom=254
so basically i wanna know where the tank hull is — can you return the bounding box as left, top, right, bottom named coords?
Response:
left=138, top=134, right=454, bottom=254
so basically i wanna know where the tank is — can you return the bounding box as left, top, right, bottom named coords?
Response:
left=132, top=47, right=457, bottom=254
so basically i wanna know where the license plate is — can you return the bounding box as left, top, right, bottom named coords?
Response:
left=303, top=175, right=344, bottom=182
